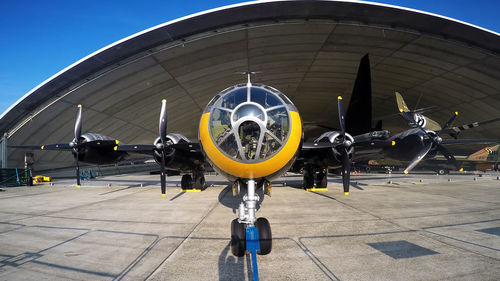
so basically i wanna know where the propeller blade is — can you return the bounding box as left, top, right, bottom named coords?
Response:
left=74, top=104, right=82, bottom=142
left=341, top=149, right=351, bottom=195
left=438, top=112, right=458, bottom=136
left=437, top=144, right=462, bottom=171
left=160, top=150, right=166, bottom=197
left=75, top=152, right=81, bottom=188
left=158, top=99, right=168, bottom=197
left=338, top=96, right=346, bottom=135
left=404, top=142, right=433, bottom=174
left=159, top=99, right=167, bottom=144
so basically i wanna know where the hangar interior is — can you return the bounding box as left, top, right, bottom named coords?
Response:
left=1, top=0, right=500, bottom=171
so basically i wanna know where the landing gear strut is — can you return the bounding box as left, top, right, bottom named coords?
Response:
left=230, top=179, right=272, bottom=256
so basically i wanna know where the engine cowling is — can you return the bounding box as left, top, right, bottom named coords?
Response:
left=153, top=133, right=190, bottom=165
left=314, top=131, right=355, bottom=162
left=72, top=133, right=125, bottom=164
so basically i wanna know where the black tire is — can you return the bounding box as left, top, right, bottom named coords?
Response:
left=181, top=174, right=193, bottom=189
left=231, top=219, right=246, bottom=257
left=316, top=169, right=327, bottom=188
left=255, top=217, right=272, bottom=255
left=194, top=175, right=205, bottom=190
left=303, top=169, right=314, bottom=189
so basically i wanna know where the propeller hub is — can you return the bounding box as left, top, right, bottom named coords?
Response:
left=156, top=143, right=164, bottom=150
left=69, top=141, right=77, bottom=148
left=435, top=136, right=442, bottom=144
left=343, top=139, right=352, bottom=147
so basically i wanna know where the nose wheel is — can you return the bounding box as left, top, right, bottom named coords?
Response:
left=231, top=219, right=246, bottom=257
left=230, top=179, right=272, bottom=256
left=230, top=217, right=272, bottom=256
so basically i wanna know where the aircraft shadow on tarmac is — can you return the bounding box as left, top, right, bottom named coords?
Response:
left=218, top=185, right=264, bottom=213
left=218, top=243, right=252, bottom=281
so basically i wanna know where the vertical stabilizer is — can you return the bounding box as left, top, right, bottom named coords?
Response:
left=345, top=54, right=372, bottom=136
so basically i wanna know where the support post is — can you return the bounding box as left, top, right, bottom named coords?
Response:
left=1, top=133, right=7, bottom=168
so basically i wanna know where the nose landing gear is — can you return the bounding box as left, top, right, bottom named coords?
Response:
left=230, top=179, right=272, bottom=257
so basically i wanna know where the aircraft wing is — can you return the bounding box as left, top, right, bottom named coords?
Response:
left=442, top=139, right=500, bottom=145
left=290, top=142, right=339, bottom=176
left=442, top=117, right=500, bottom=138
left=115, top=142, right=203, bottom=156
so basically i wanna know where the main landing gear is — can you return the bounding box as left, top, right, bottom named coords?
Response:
left=181, top=171, right=205, bottom=191
left=303, top=166, right=327, bottom=190
left=230, top=179, right=272, bottom=257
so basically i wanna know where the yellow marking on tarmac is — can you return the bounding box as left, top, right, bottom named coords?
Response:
left=305, top=187, right=328, bottom=192
left=181, top=189, right=201, bottom=193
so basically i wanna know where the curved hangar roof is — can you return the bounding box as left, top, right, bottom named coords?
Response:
left=3, top=0, right=500, bottom=170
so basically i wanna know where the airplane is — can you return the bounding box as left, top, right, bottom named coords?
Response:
left=366, top=143, right=500, bottom=174
left=11, top=71, right=356, bottom=257
left=11, top=54, right=500, bottom=257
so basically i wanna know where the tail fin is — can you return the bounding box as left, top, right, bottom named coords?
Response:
left=395, top=92, right=441, bottom=131
left=395, top=92, right=410, bottom=113
left=345, top=54, right=372, bottom=136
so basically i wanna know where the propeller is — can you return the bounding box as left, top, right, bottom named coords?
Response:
left=337, top=96, right=352, bottom=196
left=69, top=104, right=83, bottom=188
left=400, top=110, right=461, bottom=173
left=157, top=99, right=168, bottom=197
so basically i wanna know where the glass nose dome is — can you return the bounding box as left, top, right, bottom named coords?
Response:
left=209, top=85, right=291, bottom=163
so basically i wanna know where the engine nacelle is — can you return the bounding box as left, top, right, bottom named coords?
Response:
left=153, top=133, right=190, bottom=165
left=314, top=131, right=355, bottom=161
left=72, top=133, right=125, bottom=164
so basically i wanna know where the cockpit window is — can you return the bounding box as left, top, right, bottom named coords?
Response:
left=251, top=88, right=281, bottom=108
left=207, top=94, right=220, bottom=107
left=267, top=107, right=289, bottom=142
left=208, top=85, right=292, bottom=163
left=215, top=87, right=247, bottom=109
left=210, top=108, right=232, bottom=144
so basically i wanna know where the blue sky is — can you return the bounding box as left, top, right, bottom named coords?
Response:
left=1, top=0, right=498, bottom=116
